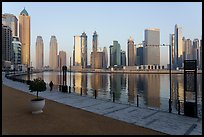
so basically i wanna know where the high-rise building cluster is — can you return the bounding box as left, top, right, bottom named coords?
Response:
left=170, top=24, right=202, bottom=69
left=2, top=8, right=202, bottom=71
left=73, top=31, right=108, bottom=69
left=2, top=8, right=30, bottom=71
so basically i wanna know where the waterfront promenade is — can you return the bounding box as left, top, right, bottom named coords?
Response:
left=2, top=73, right=202, bottom=135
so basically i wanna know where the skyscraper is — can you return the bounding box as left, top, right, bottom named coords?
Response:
left=92, top=31, right=98, bottom=68
left=59, top=50, right=66, bottom=67
left=109, top=40, right=121, bottom=67
left=103, top=47, right=108, bottom=68
left=121, top=50, right=126, bottom=66
left=19, top=8, right=30, bottom=66
left=12, top=36, right=22, bottom=67
left=81, top=32, right=87, bottom=68
left=174, top=24, right=183, bottom=68
left=127, top=36, right=136, bottom=66
left=185, top=38, right=192, bottom=60
left=36, top=36, right=44, bottom=69
left=169, top=34, right=175, bottom=68
left=193, top=39, right=199, bottom=66
left=136, top=43, right=143, bottom=66
left=2, top=24, right=13, bottom=64
left=73, top=35, right=81, bottom=66
left=49, top=36, right=58, bottom=70
left=2, top=13, right=18, bottom=37
left=143, top=28, right=160, bottom=65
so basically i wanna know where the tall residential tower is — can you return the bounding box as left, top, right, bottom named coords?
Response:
left=36, top=36, right=44, bottom=69
left=19, top=8, right=30, bottom=66
left=49, top=36, right=58, bottom=69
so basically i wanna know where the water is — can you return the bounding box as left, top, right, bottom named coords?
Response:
left=17, top=71, right=202, bottom=117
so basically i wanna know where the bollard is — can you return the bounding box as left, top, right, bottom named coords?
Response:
left=80, top=87, right=82, bottom=96
left=69, top=86, right=71, bottom=93
left=169, top=99, right=172, bottom=113
left=178, top=100, right=180, bottom=115
left=113, top=92, right=115, bottom=102
left=94, top=90, right=97, bottom=99
left=137, top=94, right=139, bottom=107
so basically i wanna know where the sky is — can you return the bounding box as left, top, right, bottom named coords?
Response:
left=2, top=2, right=202, bottom=67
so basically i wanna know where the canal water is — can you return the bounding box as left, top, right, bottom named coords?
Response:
left=17, top=72, right=202, bottom=117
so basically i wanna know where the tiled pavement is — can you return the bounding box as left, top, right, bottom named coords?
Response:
left=2, top=73, right=202, bottom=135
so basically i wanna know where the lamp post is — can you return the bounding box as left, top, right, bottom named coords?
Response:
left=168, top=44, right=172, bottom=113
left=59, top=58, right=62, bottom=91
left=70, top=57, right=71, bottom=88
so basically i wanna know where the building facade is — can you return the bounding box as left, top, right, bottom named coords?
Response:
left=2, top=13, right=18, bottom=37
left=12, top=36, right=21, bottom=67
left=36, top=36, right=44, bottom=69
left=19, top=8, right=30, bottom=66
left=143, top=28, right=160, bottom=66
left=73, top=35, right=81, bottom=66
left=174, top=24, right=183, bottom=68
left=103, top=47, right=108, bottom=68
left=2, top=25, right=13, bottom=64
left=81, top=32, right=87, bottom=68
left=59, top=50, right=66, bottom=68
left=169, top=34, right=175, bottom=68
left=136, top=43, right=143, bottom=66
left=92, top=31, right=98, bottom=68
left=109, top=40, right=121, bottom=67
left=49, top=36, right=58, bottom=69
left=121, top=50, right=126, bottom=66
left=127, top=36, right=136, bottom=66
left=193, top=39, right=200, bottom=66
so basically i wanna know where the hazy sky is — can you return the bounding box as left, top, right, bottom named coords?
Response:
left=2, top=2, right=202, bottom=67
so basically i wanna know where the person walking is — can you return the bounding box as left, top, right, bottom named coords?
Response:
left=49, top=81, right=53, bottom=91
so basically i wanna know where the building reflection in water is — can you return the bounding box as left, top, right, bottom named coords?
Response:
left=90, top=73, right=108, bottom=97
left=73, top=73, right=82, bottom=94
left=128, top=74, right=137, bottom=103
left=143, top=74, right=160, bottom=108
left=20, top=72, right=202, bottom=113
left=109, top=74, right=122, bottom=101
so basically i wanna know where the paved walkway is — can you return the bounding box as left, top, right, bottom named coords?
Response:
left=2, top=73, right=202, bottom=135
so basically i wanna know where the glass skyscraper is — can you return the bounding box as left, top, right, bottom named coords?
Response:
left=2, top=13, right=18, bottom=37
left=174, top=24, right=183, bottom=68
left=127, top=36, right=136, bottom=66
left=12, top=36, right=21, bottom=66
left=73, top=35, right=81, bottom=66
left=143, top=28, right=160, bottom=66
left=109, top=40, right=121, bottom=67
left=81, top=32, right=87, bottom=68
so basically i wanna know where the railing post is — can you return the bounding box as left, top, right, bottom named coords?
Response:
left=94, top=90, right=97, bottom=99
left=69, top=86, right=71, bottom=93
left=80, top=87, right=82, bottom=96
left=178, top=100, right=180, bottom=115
left=137, top=94, right=139, bottom=107
left=169, top=99, right=172, bottom=113
left=113, top=92, right=115, bottom=102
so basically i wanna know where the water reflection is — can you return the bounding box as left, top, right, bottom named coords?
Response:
left=17, top=72, right=202, bottom=112
left=144, top=74, right=160, bottom=108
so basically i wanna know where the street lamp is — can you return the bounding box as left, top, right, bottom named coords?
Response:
left=70, top=57, right=71, bottom=87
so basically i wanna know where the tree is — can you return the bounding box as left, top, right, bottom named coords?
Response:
left=29, top=78, right=46, bottom=100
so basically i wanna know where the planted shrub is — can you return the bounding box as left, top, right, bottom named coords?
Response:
left=29, top=78, right=47, bottom=100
